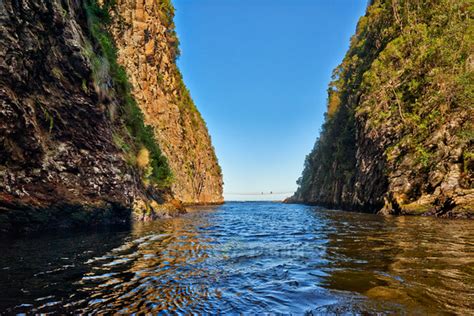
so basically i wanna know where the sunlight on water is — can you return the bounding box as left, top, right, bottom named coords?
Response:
left=0, top=202, right=473, bottom=313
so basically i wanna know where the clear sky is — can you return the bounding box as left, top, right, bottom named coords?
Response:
left=173, top=0, right=367, bottom=201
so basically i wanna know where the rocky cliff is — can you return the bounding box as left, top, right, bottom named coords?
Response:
left=290, top=0, right=473, bottom=217
left=0, top=0, right=222, bottom=234
left=105, top=0, right=223, bottom=204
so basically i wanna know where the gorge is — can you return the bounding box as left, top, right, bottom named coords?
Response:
left=0, top=0, right=473, bottom=313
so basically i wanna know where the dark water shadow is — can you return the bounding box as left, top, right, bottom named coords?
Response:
left=0, top=225, right=132, bottom=313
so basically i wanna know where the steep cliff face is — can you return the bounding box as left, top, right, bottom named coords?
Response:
left=290, top=0, right=473, bottom=217
left=106, top=0, right=223, bottom=204
left=0, top=0, right=221, bottom=233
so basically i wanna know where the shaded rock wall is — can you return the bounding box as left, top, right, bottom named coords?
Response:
left=0, top=0, right=145, bottom=230
left=0, top=0, right=215, bottom=234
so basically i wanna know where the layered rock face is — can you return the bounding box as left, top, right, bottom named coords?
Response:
left=106, top=0, right=223, bottom=204
left=1, top=0, right=136, bottom=233
left=290, top=0, right=473, bottom=217
left=0, top=0, right=221, bottom=233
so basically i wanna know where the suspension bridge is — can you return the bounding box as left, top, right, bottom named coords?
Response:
left=224, top=191, right=295, bottom=196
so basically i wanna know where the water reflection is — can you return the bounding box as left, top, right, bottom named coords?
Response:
left=77, top=215, right=220, bottom=313
left=320, top=211, right=474, bottom=314
left=0, top=203, right=473, bottom=314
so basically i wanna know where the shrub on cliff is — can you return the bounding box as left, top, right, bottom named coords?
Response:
left=84, top=0, right=172, bottom=188
left=295, top=0, right=473, bottom=211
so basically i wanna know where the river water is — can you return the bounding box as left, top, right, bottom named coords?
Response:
left=0, top=202, right=473, bottom=314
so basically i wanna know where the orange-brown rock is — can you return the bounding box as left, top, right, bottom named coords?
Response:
left=0, top=0, right=222, bottom=234
left=107, top=0, right=224, bottom=204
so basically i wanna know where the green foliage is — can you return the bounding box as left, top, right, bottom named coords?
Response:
left=359, top=0, right=473, bottom=169
left=463, top=151, right=474, bottom=170
left=156, top=0, right=180, bottom=60
left=295, top=0, right=474, bottom=201
left=81, top=79, right=89, bottom=93
left=112, top=132, right=130, bottom=153
left=39, top=103, right=54, bottom=133
left=84, top=0, right=172, bottom=187
left=175, top=71, right=203, bottom=128
left=458, top=128, right=474, bottom=142
left=415, top=145, right=432, bottom=169
left=51, top=67, right=63, bottom=80
left=159, top=0, right=175, bottom=26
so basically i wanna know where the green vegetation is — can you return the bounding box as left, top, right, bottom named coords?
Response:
left=51, top=67, right=63, bottom=80
left=175, top=71, right=204, bottom=128
left=84, top=0, right=172, bottom=187
left=296, top=0, right=473, bottom=202
left=39, top=102, right=54, bottom=133
left=158, top=0, right=180, bottom=60
left=159, top=0, right=175, bottom=26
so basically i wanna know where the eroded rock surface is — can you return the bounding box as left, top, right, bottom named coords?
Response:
left=0, top=0, right=221, bottom=233
left=107, top=0, right=224, bottom=204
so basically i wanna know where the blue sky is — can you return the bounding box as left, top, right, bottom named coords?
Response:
left=173, top=0, right=367, bottom=201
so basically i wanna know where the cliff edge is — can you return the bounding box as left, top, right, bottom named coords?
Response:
left=106, top=0, right=223, bottom=204
left=0, top=0, right=222, bottom=234
left=289, top=0, right=473, bottom=217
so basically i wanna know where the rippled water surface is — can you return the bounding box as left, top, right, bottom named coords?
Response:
left=1, top=202, right=473, bottom=314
